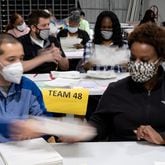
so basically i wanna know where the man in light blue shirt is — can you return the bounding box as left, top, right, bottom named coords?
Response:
left=0, top=33, right=47, bottom=142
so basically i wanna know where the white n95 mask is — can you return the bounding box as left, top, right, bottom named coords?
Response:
left=39, top=29, right=50, bottom=40
left=16, top=22, right=26, bottom=32
left=0, top=62, right=23, bottom=84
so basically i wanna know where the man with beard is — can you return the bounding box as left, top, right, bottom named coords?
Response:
left=18, top=10, right=69, bottom=73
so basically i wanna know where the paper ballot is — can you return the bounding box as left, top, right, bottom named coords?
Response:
left=51, top=71, right=81, bottom=79
left=44, top=78, right=79, bottom=88
left=89, top=44, right=130, bottom=66
left=0, top=138, right=63, bottom=165
left=30, top=116, right=96, bottom=140
left=86, top=70, right=117, bottom=79
left=155, top=162, right=165, bottom=165
left=60, top=37, right=82, bottom=51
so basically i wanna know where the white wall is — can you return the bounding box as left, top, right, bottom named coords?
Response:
left=79, top=0, right=129, bottom=24
left=79, top=0, right=165, bottom=24
left=143, top=0, right=165, bottom=23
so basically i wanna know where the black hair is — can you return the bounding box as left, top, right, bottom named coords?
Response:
left=139, top=9, right=155, bottom=25
left=162, top=21, right=165, bottom=27
left=69, top=10, right=81, bottom=24
left=80, top=11, right=85, bottom=17
left=5, top=13, right=22, bottom=32
left=28, top=10, right=50, bottom=27
left=93, top=11, right=123, bottom=47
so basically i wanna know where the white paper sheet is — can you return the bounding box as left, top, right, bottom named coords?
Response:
left=44, top=78, right=79, bottom=88
left=51, top=71, right=81, bottom=79
left=31, top=116, right=96, bottom=140
left=74, top=80, right=99, bottom=89
left=89, top=45, right=130, bottom=66
left=60, top=37, right=82, bottom=51
left=65, top=49, right=84, bottom=59
left=24, top=74, right=53, bottom=81
left=155, top=162, right=165, bottom=165
left=0, top=138, right=63, bottom=165
left=86, top=70, right=117, bottom=79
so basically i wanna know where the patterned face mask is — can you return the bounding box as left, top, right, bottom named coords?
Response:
left=128, top=60, right=159, bottom=83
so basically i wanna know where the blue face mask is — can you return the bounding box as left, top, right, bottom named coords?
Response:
left=101, top=30, right=113, bottom=40
left=68, top=26, right=78, bottom=33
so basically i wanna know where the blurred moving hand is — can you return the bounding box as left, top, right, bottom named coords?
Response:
left=59, top=123, right=97, bottom=143
left=10, top=119, right=44, bottom=141
left=73, top=43, right=84, bottom=49
left=38, top=43, right=62, bottom=64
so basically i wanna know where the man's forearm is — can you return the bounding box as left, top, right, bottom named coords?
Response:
left=22, top=55, right=48, bottom=72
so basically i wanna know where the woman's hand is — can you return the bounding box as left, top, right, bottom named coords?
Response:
left=73, top=43, right=84, bottom=49
left=134, top=125, right=165, bottom=145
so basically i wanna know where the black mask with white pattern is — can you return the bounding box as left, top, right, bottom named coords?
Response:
left=128, top=60, right=159, bottom=83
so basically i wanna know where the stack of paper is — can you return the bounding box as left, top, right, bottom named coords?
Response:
left=60, top=37, right=82, bottom=52
left=89, top=45, right=130, bottom=66
left=44, top=78, right=79, bottom=88
left=86, top=70, right=117, bottom=79
left=0, top=138, right=63, bottom=165
left=51, top=71, right=81, bottom=79
left=24, top=74, right=53, bottom=81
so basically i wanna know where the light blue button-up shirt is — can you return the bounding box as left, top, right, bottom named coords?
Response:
left=0, top=76, right=46, bottom=142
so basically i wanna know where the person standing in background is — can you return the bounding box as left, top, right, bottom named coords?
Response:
left=139, top=9, right=156, bottom=25
left=79, top=11, right=90, bottom=36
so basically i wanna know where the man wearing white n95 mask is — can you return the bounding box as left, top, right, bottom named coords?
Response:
left=0, top=61, right=23, bottom=84
left=0, top=33, right=47, bottom=142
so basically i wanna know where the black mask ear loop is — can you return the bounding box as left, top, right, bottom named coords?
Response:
left=0, top=62, right=4, bottom=70
left=33, top=25, right=42, bottom=40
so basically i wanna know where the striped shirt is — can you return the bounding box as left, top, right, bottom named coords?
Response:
left=83, top=40, right=129, bottom=72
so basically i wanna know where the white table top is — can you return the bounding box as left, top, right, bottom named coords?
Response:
left=25, top=72, right=129, bottom=95
left=52, top=142, right=165, bottom=165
